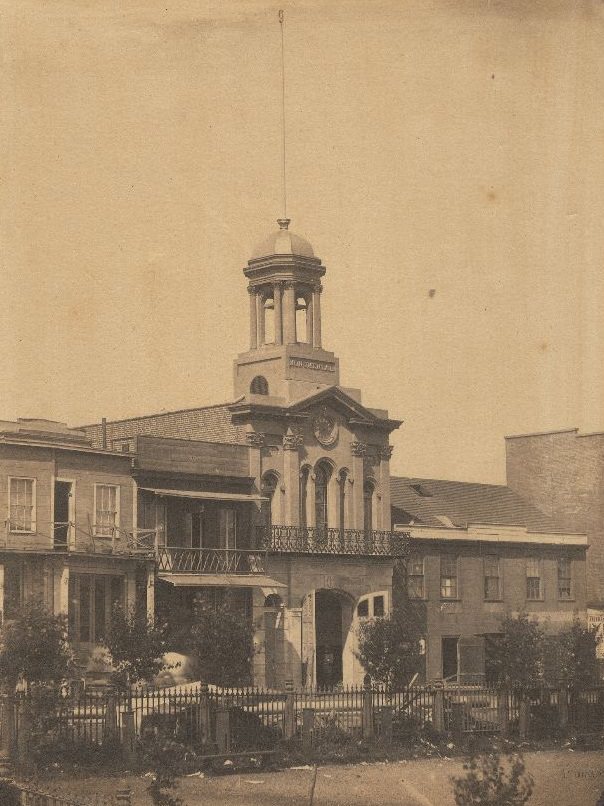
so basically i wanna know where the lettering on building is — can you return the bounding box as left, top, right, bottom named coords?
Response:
left=289, top=358, right=336, bottom=372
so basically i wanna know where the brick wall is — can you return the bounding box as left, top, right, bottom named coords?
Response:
left=506, top=430, right=604, bottom=606
left=81, top=404, right=245, bottom=450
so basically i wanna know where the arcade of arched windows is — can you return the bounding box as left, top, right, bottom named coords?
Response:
left=298, top=460, right=380, bottom=531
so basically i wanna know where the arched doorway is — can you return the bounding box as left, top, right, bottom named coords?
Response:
left=314, top=589, right=354, bottom=688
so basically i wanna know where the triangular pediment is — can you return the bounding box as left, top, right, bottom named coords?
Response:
left=288, top=386, right=401, bottom=431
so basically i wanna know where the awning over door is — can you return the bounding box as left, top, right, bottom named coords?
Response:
left=158, top=573, right=286, bottom=589
left=140, top=487, right=266, bottom=503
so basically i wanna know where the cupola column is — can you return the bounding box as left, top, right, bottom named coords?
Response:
left=274, top=282, right=283, bottom=345
left=312, top=284, right=322, bottom=348
left=283, top=281, right=296, bottom=344
left=256, top=291, right=265, bottom=345
left=249, top=288, right=258, bottom=349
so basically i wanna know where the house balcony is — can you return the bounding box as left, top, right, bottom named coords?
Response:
left=156, top=547, right=267, bottom=575
left=0, top=521, right=157, bottom=557
left=257, top=525, right=410, bottom=557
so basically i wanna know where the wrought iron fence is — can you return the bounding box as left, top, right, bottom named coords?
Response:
left=257, top=525, right=410, bottom=557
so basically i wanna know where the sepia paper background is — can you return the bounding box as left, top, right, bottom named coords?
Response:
left=1, top=0, right=603, bottom=485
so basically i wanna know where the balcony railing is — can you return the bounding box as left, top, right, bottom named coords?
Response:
left=156, top=547, right=267, bottom=574
left=2, top=520, right=157, bottom=556
left=257, top=525, right=410, bottom=557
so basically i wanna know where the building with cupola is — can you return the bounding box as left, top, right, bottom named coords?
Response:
left=81, top=217, right=406, bottom=688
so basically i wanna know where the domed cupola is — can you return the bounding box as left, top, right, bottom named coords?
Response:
left=233, top=218, right=340, bottom=403
left=251, top=218, right=315, bottom=260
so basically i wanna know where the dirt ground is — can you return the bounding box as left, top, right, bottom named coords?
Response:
left=44, top=750, right=604, bottom=805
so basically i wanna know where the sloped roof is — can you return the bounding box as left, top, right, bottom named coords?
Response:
left=390, top=476, right=563, bottom=532
left=80, top=403, right=245, bottom=449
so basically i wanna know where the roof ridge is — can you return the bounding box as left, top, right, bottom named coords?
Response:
left=390, top=475, right=509, bottom=490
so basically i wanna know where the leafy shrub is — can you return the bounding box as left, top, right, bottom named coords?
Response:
left=451, top=752, right=534, bottom=806
left=528, top=702, right=560, bottom=740
left=103, top=603, right=169, bottom=692
left=0, top=779, right=20, bottom=806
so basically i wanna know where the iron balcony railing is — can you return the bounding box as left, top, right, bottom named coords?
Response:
left=257, top=525, right=410, bottom=557
left=156, top=547, right=267, bottom=574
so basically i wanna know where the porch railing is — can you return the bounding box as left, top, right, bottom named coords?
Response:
left=257, top=525, right=410, bottom=557
left=156, top=546, right=267, bottom=574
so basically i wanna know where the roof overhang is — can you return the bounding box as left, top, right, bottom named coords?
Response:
left=396, top=523, right=588, bottom=548
left=158, top=573, right=285, bottom=589
left=140, top=487, right=266, bottom=503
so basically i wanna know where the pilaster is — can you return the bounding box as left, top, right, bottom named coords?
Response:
left=378, top=445, right=394, bottom=530
left=249, top=288, right=258, bottom=349
left=283, top=430, right=303, bottom=525
left=350, top=441, right=367, bottom=529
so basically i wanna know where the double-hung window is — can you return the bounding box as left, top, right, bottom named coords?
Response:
left=483, top=555, right=501, bottom=600
left=558, top=558, right=572, bottom=600
left=9, top=477, right=36, bottom=533
left=440, top=555, right=458, bottom=599
left=94, top=484, right=119, bottom=537
left=407, top=554, right=425, bottom=599
left=526, top=557, right=542, bottom=600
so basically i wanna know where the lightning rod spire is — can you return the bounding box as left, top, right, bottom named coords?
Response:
left=277, top=10, right=290, bottom=230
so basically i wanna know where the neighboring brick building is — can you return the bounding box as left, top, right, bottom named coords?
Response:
left=392, top=476, right=588, bottom=682
left=505, top=429, right=604, bottom=608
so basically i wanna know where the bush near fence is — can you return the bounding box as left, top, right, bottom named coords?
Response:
left=2, top=682, right=603, bottom=769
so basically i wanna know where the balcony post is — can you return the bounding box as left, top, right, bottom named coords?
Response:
left=54, top=564, right=69, bottom=616
left=378, top=445, right=393, bottom=531
left=146, top=564, right=155, bottom=623
left=0, top=564, right=4, bottom=625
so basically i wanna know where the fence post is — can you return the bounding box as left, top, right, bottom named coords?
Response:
left=15, top=697, right=32, bottom=769
left=199, top=683, right=211, bottom=747
left=380, top=706, right=393, bottom=745
left=116, top=786, right=132, bottom=805
left=104, top=694, right=118, bottom=744
left=433, top=687, right=445, bottom=733
left=450, top=701, right=464, bottom=745
left=284, top=680, right=295, bottom=740
left=558, top=689, right=569, bottom=730
left=122, top=710, right=136, bottom=765
left=215, top=708, right=231, bottom=754
left=497, top=691, right=509, bottom=736
left=302, top=708, right=314, bottom=756
left=519, top=698, right=530, bottom=741
left=362, top=677, right=374, bottom=740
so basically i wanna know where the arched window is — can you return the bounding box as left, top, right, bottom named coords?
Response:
left=295, top=296, right=308, bottom=343
left=299, top=466, right=310, bottom=527
left=264, top=593, right=282, bottom=608
left=363, top=480, right=374, bottom=533
left=315, top=463, right=331, bottom=531
left=250, top=376, right=269, bottom=395
left=263, top=295, right=275, bottom=344
left=261, top=472, right=279, bottom=527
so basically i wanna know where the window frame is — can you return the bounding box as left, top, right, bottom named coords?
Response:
left=483, top=554, right=502, bottom=601
left=93, top=483, right=120, bottom=538
left=8, top=476, right=37, bottom=534
left=557, top=557, right=573, bottom=600
left=526, top=556, right=543, bottom=601
left=407, top=553, right=425, bottom=599
left=440, top=554, right=459, bottom=600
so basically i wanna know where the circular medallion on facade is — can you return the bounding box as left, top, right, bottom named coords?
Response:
left=313, top=410, right=338, bottom=447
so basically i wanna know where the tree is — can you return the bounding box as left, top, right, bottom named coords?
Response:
left=486, top=613, right=544, bottom=689
left=187, top=595, right=254, bottom=686
left=357, top=602, right=423, bottom=688
left=0, top=600, right=74, bottom=691
left=451, top=752, right=534, bottom=806
left=542, top=620, right=600, bottom=689
left=102, top=603, right=169, bottom=692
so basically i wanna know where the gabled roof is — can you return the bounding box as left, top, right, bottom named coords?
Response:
left=390, top=475, right=564, bottom=532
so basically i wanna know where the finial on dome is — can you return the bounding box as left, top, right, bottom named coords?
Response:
left=277, top=218, right=291, bottom=230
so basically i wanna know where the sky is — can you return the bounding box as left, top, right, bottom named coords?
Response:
left=1, top=0, right=603, bottom=485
